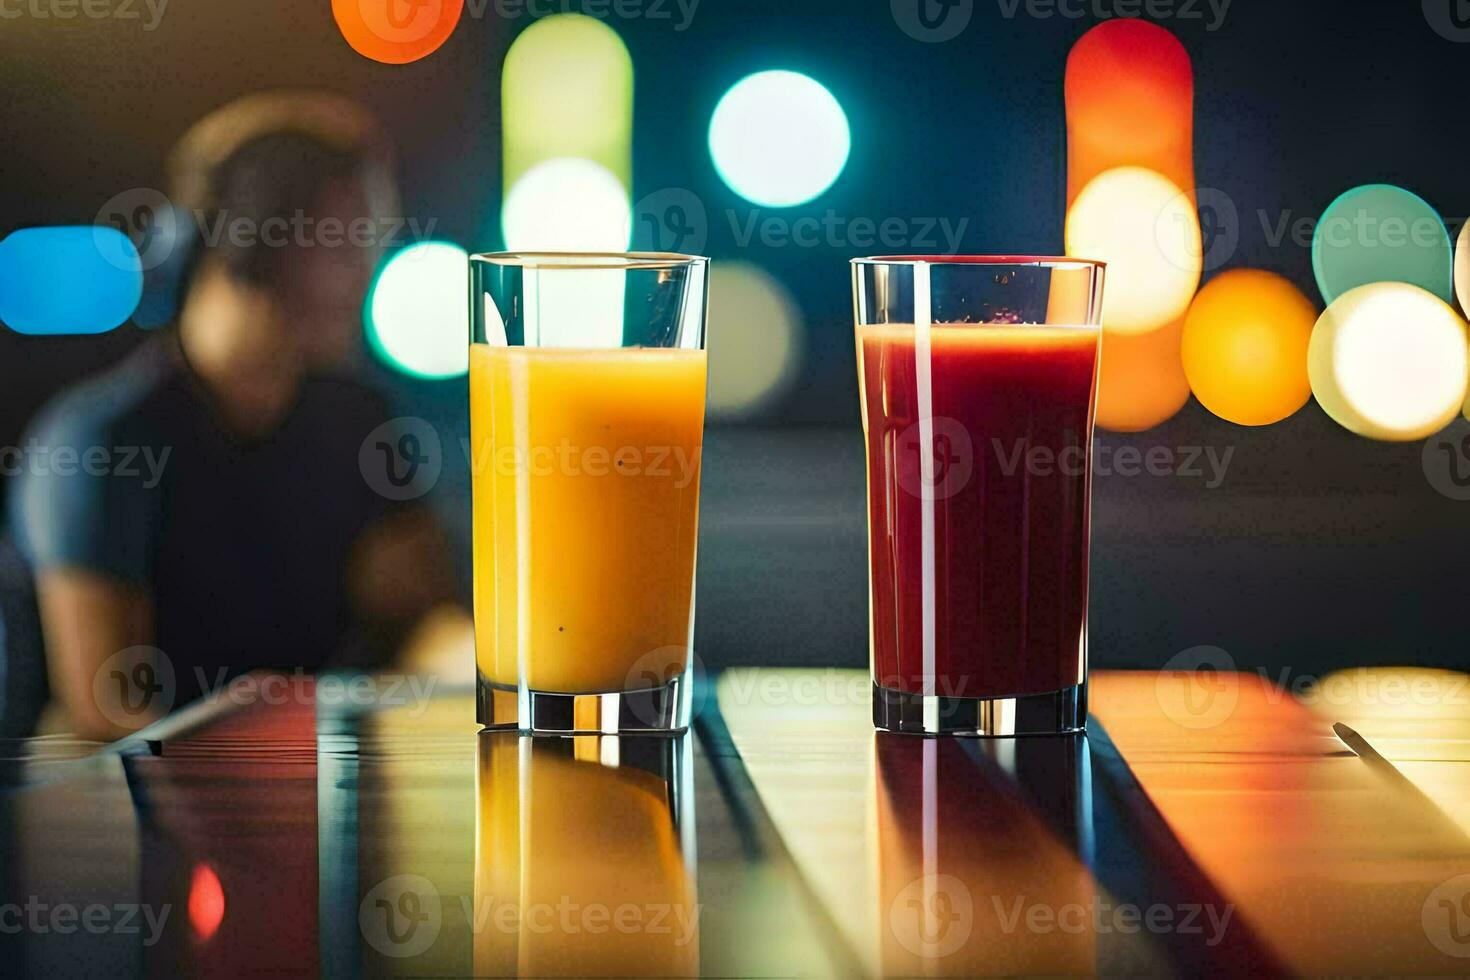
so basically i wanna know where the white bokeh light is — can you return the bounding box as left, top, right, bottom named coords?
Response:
left=501, top=157, right=631, bottom=252
left=1065, top=166, right=1202, bottom=335
left=1308, top=281, right=1469, bottom=442
left=367, top=241, right=469, bottom=379
left=709, top=70, right=851, bottom=208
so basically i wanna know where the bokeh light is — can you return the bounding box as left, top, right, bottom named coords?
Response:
left=1064, top=18, right=1197, bottom=433
left=502, top=14, right=633, bottom=193
left=1182, top=270, right=1317, bottom=426
left=331, top=0, right=464, bottom=65
left=709, top=70, right=850, bottom=208
left=1064, top=19, right=1194, bottom=208
left=1456, top=220, right=1469, bottom=316
left=1066, top=166, right=1202, bottom=334
left=1095, top=317, right=1192, bottom=432
left=1312, top=184, right=1454, bottom=306
left=367, top=241, right=470, bottom=380
left=502, top=157, right=632, bottom=252
left=1308, top=281, right=1469, bottom=441
left=706, top=262, right=803, bottom=419
left=500, top=159, right=631, bottom=350
left=188, top=862, right=225, bottom=942
left=0, top=226, right=141, bottom=335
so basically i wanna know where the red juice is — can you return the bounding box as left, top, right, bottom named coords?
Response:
left=858, top=324, right=1100, bottom=700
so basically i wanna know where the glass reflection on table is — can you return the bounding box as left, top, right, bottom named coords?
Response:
left=872, top=733, right=1098, bottom=977
left=475, top=733, right=699, bottom=978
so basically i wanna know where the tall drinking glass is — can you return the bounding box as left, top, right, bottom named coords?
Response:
left=470, top=252, right=709, bottom=734
left=852, top=256, right=1105, bottom=736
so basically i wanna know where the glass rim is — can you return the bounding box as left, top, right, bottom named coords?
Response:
left=470, top=251, right=710, bottom=271
left=850, top=254, right=1106, bottom=270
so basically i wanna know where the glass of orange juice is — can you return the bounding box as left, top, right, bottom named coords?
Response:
left=469, top=252, right=709, bottom=734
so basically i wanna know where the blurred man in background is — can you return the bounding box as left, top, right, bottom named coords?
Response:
left=8, top=91, right=459, bottom=740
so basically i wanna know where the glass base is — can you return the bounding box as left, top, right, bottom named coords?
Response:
left=477, top=675, right=518, bottom=730
left=872, top=681, right=1086, bottom=737
left=520, top=675, right=691, bottom=735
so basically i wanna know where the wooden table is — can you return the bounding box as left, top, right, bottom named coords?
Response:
left=2, top=667, right=1467, bottom=977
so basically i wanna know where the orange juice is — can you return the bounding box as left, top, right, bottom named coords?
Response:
left=470, top=344, right=707, bottom=695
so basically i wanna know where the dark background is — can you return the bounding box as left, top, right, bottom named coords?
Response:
left=1, top=0, right=1467, bottom=678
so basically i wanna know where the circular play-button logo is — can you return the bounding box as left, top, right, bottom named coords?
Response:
left=360, top=875, right=442, bottom=958
left=333, top=0, right=464, bottom=64
left=891, top=0, right=973, bottom=43
left=93, top=646, right=176, bottom=732
left=889, top=874, right=973, bottom=959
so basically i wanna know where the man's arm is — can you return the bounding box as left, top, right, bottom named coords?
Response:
left=34, top=569, right=156, bottom=741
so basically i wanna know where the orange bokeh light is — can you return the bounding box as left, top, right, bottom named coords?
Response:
left=1066, top=19, right=1198, bottom=431
left=1182, top=270, right=1317, bottom=426
left=1096, top=316, right=1192, bottom=433
left=1065, top=19, right=1194, bottom=208
left=332, top=0, right=464, bottom=65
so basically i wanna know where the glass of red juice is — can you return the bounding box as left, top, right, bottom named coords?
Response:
left=852, top=256, right=1105, bottom=736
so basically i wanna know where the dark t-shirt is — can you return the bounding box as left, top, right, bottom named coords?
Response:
left=9, top=338, right=396, bottom=703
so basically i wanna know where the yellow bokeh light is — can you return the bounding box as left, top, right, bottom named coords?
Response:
left=1065, top=166, right=1202, bottom=335
left=1462, top=221, right=1470, bottom=421
left=1181, top=270, right=1316, bottom=427
left=1308, top=281, right=1469, bottom=441
left=706, top=263, right=802, bottom=419
left=502, top=14, right=633, bottom=193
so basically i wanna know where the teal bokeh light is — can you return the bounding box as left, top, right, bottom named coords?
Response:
left=0, top=227, right=142, bottom=335
left=1312, top=184, right=1454, bottom=306
left=708, top=70, right=851, bottom=208
left=366, top=241, right=470, bottom=380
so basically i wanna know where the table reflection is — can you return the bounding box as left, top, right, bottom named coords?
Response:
left=475, top=733, right=699, bottom=978
left=873, top=734, right=1096, bottom=977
